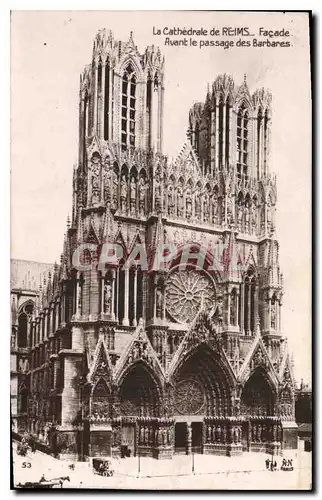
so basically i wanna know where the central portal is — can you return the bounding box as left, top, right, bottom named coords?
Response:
left=174, top=421, right=204, bottom=455
left=174, top=422, right=187, bottom=454
left=191, top=422, right=203, bottom=453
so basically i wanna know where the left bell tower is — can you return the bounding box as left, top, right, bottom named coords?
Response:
left=78, top=29, right=165, bottom=167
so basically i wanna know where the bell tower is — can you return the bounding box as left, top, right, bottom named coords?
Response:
left=78, top=29, right=165, bottom=167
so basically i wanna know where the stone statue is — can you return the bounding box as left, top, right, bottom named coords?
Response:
left=168, top=186, right=174, bottom=216
left=104, top=281, right=112, bottom=314
left=195, top=192, right=201, bottom=219
left=112, top=170, right=118, bottom=209
left=226, top=194, right=234, bottom=225
left=130, top=177, right=136, bottom=213
left=11, top=328, right=16, bottom=349
left=186, top=190, right=192, bottom=219
left=271, top=302, right=276, bottom=329
left=120, top=175, right=128, bottom=212
left=237, top=206, right=243, bottom=231
left=245, top=206, right=250, bottom=233
left=216, top=296, right=223, bottom=325
left=154, top=173, right=161, bottom=210
left=203, top=195, right=209, bottom=222
left=177, top=187, right=183, bottom=217
left=230, top=292, right=236, bottom=325
left=156, top=288, right=163, bottom=319
left=212, top=195, right=218, bottom=223
left=139, top=177, right=146, bottom=215
left=90, top=157, right=101, bottom=206
left=104, top=169, right=112, bottom=203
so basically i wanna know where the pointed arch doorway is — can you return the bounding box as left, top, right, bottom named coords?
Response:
left=119, top=361, right=161, bottom=457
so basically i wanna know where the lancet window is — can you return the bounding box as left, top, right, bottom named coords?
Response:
left=121, top=64, right=136, bottom=150
left=237, top=104, right=249, bottom=181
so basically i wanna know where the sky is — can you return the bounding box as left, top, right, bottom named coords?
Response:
left=11, top=11, right=311, bottom=383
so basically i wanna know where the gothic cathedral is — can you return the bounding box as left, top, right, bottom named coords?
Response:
left=11, top=29, right=297, bottom=459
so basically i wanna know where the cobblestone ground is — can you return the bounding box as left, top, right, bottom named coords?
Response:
left=12, top=444, right=312, bottom=490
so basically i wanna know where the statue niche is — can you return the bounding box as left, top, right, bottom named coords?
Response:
left=111, top=164, right=119, bottom=210
left=139, top=176, right=146, bottom=215
left=90, top=153, right=101, bottom=206
left=185, top=188, right=192, bottom=220
left=91, top=380, right=110, bottom=422
left=104, top=279, right=113, bottom=315
left=168, top=185, right=174, bottom=216
left=212, top=191, right=218, bottom=224
left=120, top=173, right=128, bottom=213
left=130, top=176, right=137, bottom=215
left=244, top=196, right=251, bottom=233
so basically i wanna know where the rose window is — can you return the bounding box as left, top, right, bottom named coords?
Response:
left=175, top=379, right=205, bottom=415
left=165, top=268, right=216, bottom=323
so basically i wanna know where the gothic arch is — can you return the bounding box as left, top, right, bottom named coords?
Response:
left=18, top=312, right=28, bottom=348
left=118, top=360, right=162, bottom=417
left=171, top=343, right=234, bottom=417
left=118, top=57, right=143, bottom=82
left=90, top=377, right=111, bottom=422
left=18, top=299, right=34, bottom=315
left=241, top=367, right=276, bottom=417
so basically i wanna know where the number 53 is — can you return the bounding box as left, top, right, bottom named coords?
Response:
left=22, top=462, right=31, bottom=468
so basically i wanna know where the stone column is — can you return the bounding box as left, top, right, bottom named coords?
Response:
left=100, top=62, right=106, bottom=139
left=93, top=63, right=98, bottom=133
left=187, top=422, right=192, bottom=455
left=261, top=117, right=265, bottom=175
left=61, top=286, right=66, bottom=325
left=153, top=284, right=157, bottom=323
left=75, top=275, right=81, bottom=318
left=228, top=104, right=232, bottom=167
left=122, top=268, right=130, bottom=326
left=157, top=86, right=162, bottom=153
left=268, top=295, right=271, bottom=331
left=108, top=68, right=113, bottom=141
left=44, top=310, right=48, bottom=340
left=133, top=268, right=138, bottom=327
left=115, top=268, right=119, bottom=322
left=55, top=299, right=60, bottom=330
left=210, top=109, right=216, bottom=175
left=255, top=284, right=259, bottom=330
left=222, top=103, right=227, bottom=168
left=215, top=103, right=220, bottom=170
left=236, top=291, right=240, bottom=329
left=227, top=291, right=231, bottom=326
left=78, top=96, right=85, bottom=165
left=111, top=270, right=116, bottom=321
left=247, top=286, right=251, bottom=334
left=240, top=283, right=245, bottom=333
left=101, top=273, right=105, bottom=315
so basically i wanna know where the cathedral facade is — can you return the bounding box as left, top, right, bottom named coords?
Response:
left=11, top=29, right=297, bottom=460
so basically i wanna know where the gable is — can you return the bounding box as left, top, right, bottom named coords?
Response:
left=114, top=325, right=164, bottom=385
left=88, top=331, right=114, bottom=387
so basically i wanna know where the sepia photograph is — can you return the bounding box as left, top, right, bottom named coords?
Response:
left=10, top=10, right=312, bottom=490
